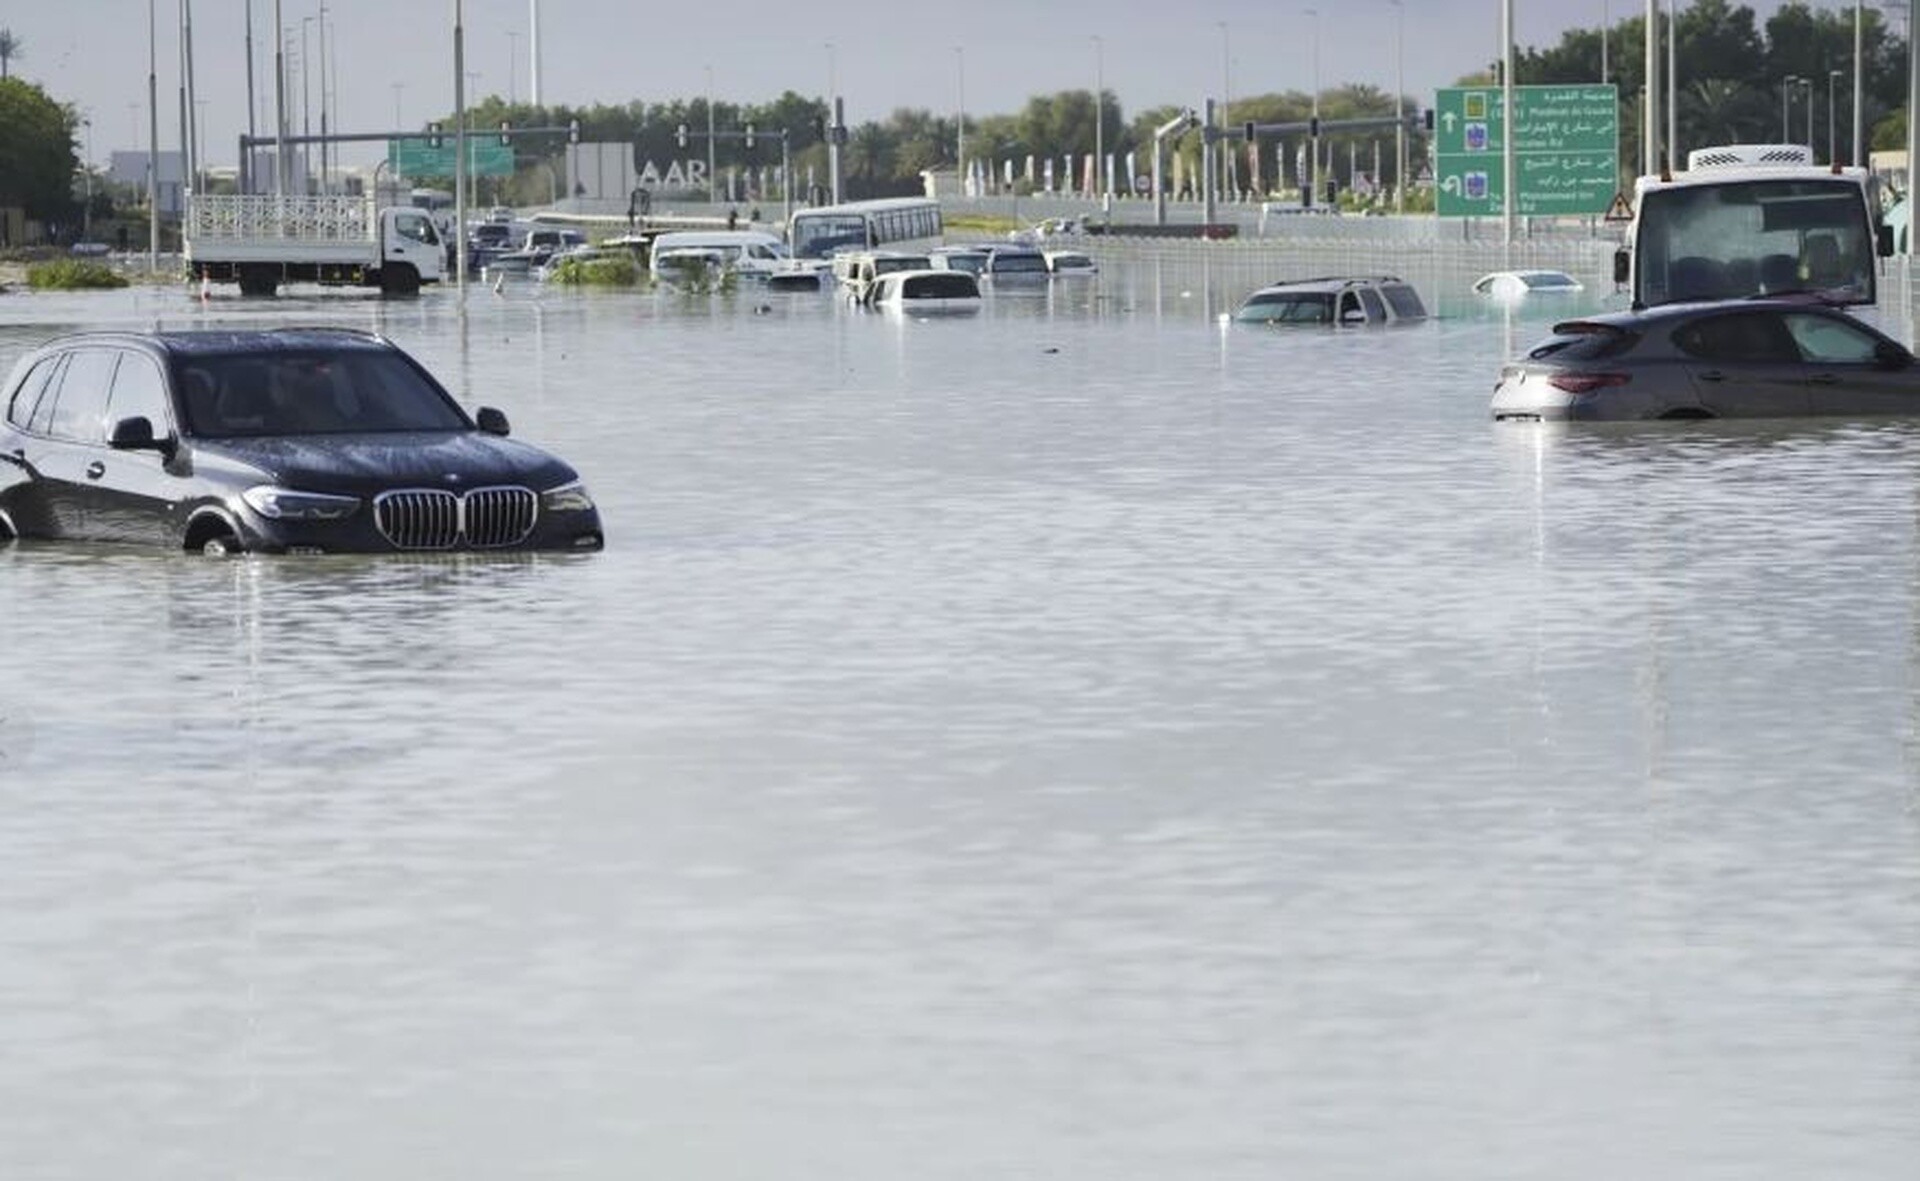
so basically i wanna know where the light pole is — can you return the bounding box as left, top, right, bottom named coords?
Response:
left=1852, top=0, right=1864, bottom=166
left=1829, top=68, right=1842, bottom=163
left=825, top=42, right=840, bottom=203
left=507, top=31, right=517, bottom=105
left=1601, top=0, right=1609, bottom=82
left=149, top=0, right=160, bottom=267
left=392, top=81, right=404, bottom=127
left=1305, top=7, right=1320, bottom=204
left=1666, top=0, right=1677, bottom=167
left=300, top=16, right=313, bottom=193
left=954, top=46, right=964, bottom=196
left=1643, top=0, right=1658, bottom=176
left=81, top=117, right=93, bottom=241
left=1782, top=75, right=1797, bottom=142
left=1391, top=0, right=1405, bottom=214
left=1801, top=76, right=1814, bottom=152
left=1092, top=35, right=1104, bottom=203
left=705, top=65, right=716, bottom=205
left=1218, top=21, right=1232, bottom=197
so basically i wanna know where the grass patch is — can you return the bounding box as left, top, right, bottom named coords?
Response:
left=26, top=259, right=130, bottom=290
left=942, top=213, right=1021, bottom=236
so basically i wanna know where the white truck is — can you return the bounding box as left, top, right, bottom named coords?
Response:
left=184, top=194, right=447, bottom=297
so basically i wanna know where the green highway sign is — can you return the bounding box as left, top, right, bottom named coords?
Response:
left=1433, top=85, right=1618, bottom=217
left=387, top=137, right=516, bottom=178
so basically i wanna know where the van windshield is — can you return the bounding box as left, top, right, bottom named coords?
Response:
left=1634, top=178, right=1875, bottom=306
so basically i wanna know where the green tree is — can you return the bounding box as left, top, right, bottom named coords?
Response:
left=0, top=29, right=20, bottom=80
left=0, top=78, right=77, bottom=221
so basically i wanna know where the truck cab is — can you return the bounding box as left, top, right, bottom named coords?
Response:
left=378, top=207, right=446, bottom=292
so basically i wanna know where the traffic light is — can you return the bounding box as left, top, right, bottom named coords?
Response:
left=499, top=120, right=512, bottom=147
left=427, top=122, right=443, bottom=149
left=1423, top=108, right=1435, bottom=131
left=676, top=123, right=689, bottom=148
left=1243, top=121, right=1255, bottom=142
left=743, top=123, right=755, bottom=150
left=568, top=119, right=580, bottom=145
left=1309, top=116, right=1321, bottom=138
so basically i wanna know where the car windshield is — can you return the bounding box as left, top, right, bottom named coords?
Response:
left=1237, top=292, right=1335, bottom=323
left=175, top=349, right=471, bottom=438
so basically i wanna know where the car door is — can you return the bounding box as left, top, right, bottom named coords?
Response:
left=1778, top=310, right=1920, bottom=417
left=24, top=348, right=119, bottom=538
left=1, top=353, right=67, bottom=537
left=93, top=351, right=188, bottom=545
left=1671, top=310, right=1809, bottom=417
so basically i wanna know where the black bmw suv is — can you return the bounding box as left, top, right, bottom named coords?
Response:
left=0, top=327, right=604, bottom=555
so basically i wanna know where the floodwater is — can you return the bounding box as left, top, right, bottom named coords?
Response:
left=3, top=257, right=1919, bottom=1179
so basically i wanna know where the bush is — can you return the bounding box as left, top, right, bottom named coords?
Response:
left=546, top=254, right=641, bottom=286
left=26, top=259, right=129, bottom=289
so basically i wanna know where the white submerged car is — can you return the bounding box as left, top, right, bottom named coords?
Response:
left=869, top=269, right=982, bottom=313
left=1472, top=269, right=1586, bottom=298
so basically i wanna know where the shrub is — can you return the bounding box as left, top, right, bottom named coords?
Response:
left=26, top=259, right=129, bottom=289
left=546, top=254, right=641, bottom=286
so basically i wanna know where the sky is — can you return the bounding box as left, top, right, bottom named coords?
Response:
left=5, top=0, right=1877, bottom=169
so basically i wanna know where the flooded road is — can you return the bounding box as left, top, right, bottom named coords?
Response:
left=2, top=261, right=1918, bottom=1178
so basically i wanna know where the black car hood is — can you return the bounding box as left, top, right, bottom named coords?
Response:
left=194, top=431, right=576, bottom=494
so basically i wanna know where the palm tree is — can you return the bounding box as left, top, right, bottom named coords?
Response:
left=0, top=29, right=19, bottom=79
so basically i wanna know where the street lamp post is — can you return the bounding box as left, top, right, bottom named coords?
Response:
left=705, top=65, right=716, bottom=205
left=1782, top=75, right=1797, bottom=142
left=1218, top=21, right=1232, bottom=198
left=1829, top=68, right=1842, bottom=163
left=1093, top=35, right=1104, bottom=204
left=954, top=46, right=965, bottom=196
left=1305, top=7, right=1320, bottom=205
left=1391, top=0, right=1405, bottom=214
left=81, top=117, right=92, bottom=241
left=1802, top=76, right=1814, bottom=153
left=507, top=31, right=518, bottom=105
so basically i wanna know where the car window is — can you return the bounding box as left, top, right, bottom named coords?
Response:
left=393, top=211, right=438, bottom=245
left=1381, top=285, right=1427, bottom=319
left=1781, top=312, right=1884, bottom=364
left=1357, top=288, right=1387, bottom=321
left=1239, top=293, right=1334, bottom=323
left=183, top=349, right=470, bottom=437
left=1672, top=312, right=1800, bottom=363
left=46, top=349, right=119, bottom=443
left=6, top=355, right=64, bottom=431
left=1528, top=324, right=1639, bottom=361
left=1338, top=292, right=1366, bottom=322
left=105, top=354, right=174, bottom=434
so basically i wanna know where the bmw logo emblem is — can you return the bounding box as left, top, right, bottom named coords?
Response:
left=445, top=473, right=463, bottom=485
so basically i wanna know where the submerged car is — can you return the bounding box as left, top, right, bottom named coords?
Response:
left=1471, top=269, right=1585, bottom=298
left=1233, top=276, right=1428, bottom=326
left=0, top=327, right=604, bottom=554
left=1491, top=299, right=1920, bottom=421
left=869, top=268, right=982, bottom=313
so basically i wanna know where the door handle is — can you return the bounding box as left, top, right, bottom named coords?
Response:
left=85, top=461, right=106, bottom=480
left=1807, top=373, right=1841, bottom=385
left=1697, top=370, right=1726, bottom=382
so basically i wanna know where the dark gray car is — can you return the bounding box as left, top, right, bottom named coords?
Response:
left=1491, top=299, right=1920, bottom=421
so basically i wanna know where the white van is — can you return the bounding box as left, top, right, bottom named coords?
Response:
left=646, top=230, right=793, bottom=284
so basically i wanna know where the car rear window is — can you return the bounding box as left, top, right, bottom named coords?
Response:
left=1381, top=284, right=1427, bottom=319
left=1528, top=322, right=1639, bottom=361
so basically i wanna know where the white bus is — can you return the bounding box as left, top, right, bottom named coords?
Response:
left=787, top=197, right=944, bottom=263
left=1615, top=144, right=1893, bottom=311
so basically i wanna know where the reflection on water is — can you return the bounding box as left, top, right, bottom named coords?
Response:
left=2, top=263, right=1919, bottom=1179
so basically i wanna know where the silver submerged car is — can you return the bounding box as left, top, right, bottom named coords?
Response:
left=1491, top=299, right=1920, bottom=421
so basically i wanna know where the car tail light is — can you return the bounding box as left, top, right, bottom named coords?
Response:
left=1547, top=371, right=1631, bottom=394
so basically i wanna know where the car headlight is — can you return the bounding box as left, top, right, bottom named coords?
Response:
left=241, top=485, right=361, bottom=521
left=541, top=480, right=595, bottom=513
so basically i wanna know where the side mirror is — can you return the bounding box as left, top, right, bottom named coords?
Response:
left=108, top=415, right=175, bottom=457
left=1612, top=248, right=1631, bottom=285
left=1878, top=223, right=1896, bottom=258
left=475, top=406, right=511, bottom=436
left=1875, top=340, right=1913, bottom=370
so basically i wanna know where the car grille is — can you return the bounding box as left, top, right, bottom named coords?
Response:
left=374, top=486, right=537, bottom=550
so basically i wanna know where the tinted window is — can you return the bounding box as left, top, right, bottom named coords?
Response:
left=178, top=349, right=470, bottom=437
left=1237, top=293, right=1333, bottom=323
left=1357, top=288, right=1387, bottom=321
left=1672, top=312, right=1800, bottom=363
left=1782, top=312, right=1886, bottom=363
left=903, top=273, right=979, bottom=299
left=105, top=355, right=174, bottom=434
left=1527, top=325, right=1639, bottom=361
left=6, top=356, right=64, bottom=430
left=1381, top=284, right=1427, bottom=319
left=46, top=350, right=119, bottom=443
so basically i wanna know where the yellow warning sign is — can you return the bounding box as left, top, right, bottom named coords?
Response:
left=1603, top=190, right=1634, bottom=222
